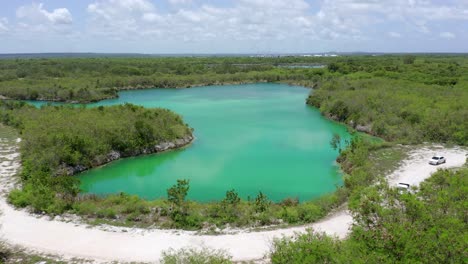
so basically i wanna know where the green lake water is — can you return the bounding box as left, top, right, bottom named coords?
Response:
left=71, top=83, right=351, bottom=202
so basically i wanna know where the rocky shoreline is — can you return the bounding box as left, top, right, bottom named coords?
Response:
left=2, top=81, right=275, bottom=104
left=57, top=134, right=194, bottom=176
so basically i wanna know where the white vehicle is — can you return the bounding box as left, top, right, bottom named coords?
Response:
left=397, top=183, right=410, bottom=190
left=428, top=155, right=446, bottom=165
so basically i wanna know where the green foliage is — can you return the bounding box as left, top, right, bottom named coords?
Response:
left=271, top=230, right=344, bottom=264
left=254, top=191, right=271, bottom=213
left=0, top=56, right=332, bottom=102
left=307, top=56, right=468, bottom=145
left=222, top=189, right=240, bottom=207
left=167, top=179, right=194, bottom=227
left=167, top=179, right=190, bottom=207
left=2, top=55, right=464, bottom=232
left=4, top=114, right=389, bottom=230
left=2, top=55, right=466, bottom=145
left=219, top=189, right=241, bottom=222
left=0, top=102, right=191, bottom=214
left=403, top=55, right=416, bottom=64
left=161, top=248, right=232, bottom=264
left=270, top=168, right=468, bottom=263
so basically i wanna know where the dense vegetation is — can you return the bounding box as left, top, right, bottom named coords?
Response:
left=3, top=99, right=392, bottom=229
left=270, top=167, right=468, bottom=263
left=0, top=54, right=466, bottom=230
left=0, top=56, right=328, bottom=102
left=0, top=101, right=192, bottom=214
left=1, top=54, right=466, bottom=146
left=307, top=56, right=468, bottom=145
left=10, top=128, right=397, bottom=230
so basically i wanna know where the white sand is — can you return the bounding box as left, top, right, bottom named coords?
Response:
left=0, top=138, right=465, bottom=263
left=387, top=145, right=466, bottom=187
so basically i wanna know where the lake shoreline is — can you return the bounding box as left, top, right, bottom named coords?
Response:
left=2, top=134, right=466, bottom=262
left=4, top=80, right=315, bottom=104
left=59, top=134, right=194, bottom=176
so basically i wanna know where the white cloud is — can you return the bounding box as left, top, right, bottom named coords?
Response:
left=388, top=32, right=402, bottom=38
left=168, top=0, right=192, bottom=5
left=87, top=0, right=157, bottom=39
left=440, top=32, right=455, bottom=39
left=86, top=0, right=315, bottom=42
left=88, top=0, right=154, bottom=16
left=0, top=18, right=9, bottom=33
left=3, top=0, right=467, bottom=53
left=312, top=0, right=468, bottom=37
left=81, top=0, right=468, bottom=46
left=142, top=13, right=163, bottom=22
left=16, top=3, right=72, bottom=25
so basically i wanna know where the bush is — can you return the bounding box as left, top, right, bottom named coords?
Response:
left=220, top=190, right=241, bottom=222
left=254, top=192, right=270, bottom=213
left=7, top=189, right=30, bottom=208
left=73, top=202, right=98, bottom=216
left=297, top=202, right=323, bottom=222
left=270, top=230, right=343, bottom=264
left=96, top=208, right=117, bottom=219
left=278, top=197, right=299, bottom=207
left=280, top=207, right=299, bottom=224
left=270, top=168, right=468, bottom=263
left=161, top=247, right=232, bottom=264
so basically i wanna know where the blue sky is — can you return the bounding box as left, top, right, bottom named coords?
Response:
left=0, top=0, right=467, bottom=53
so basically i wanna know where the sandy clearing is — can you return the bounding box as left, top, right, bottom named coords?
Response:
left=0, top=138, right=466, bottom=263
left=387, top=145, right=466, bottom=187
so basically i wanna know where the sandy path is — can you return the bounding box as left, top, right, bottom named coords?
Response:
left=387, top=145, right=466, bottom=186
left=0, top=137, right=465, bottom=263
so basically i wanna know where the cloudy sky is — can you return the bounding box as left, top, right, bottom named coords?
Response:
left=0, top=0, right=467, bottom=54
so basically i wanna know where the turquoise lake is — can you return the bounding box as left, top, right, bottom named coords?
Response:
left=72, top=83, right=350, bottom=202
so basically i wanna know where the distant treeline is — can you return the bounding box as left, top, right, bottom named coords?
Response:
left=0, top=56, right=332, bottom=102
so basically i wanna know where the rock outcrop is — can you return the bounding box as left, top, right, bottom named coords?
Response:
left=57, top=134, right=194, bottom=176
left=355, top=124, right=372, bottom=133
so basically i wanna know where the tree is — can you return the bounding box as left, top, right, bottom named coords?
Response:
left=327, top=62, right=340, bottom=73
left=167, top=179, right=190, bottom=207
left=221, top=189, right=241, bottom=221
left=403, top=55, right=416, bottom=64
left=254, top=191, right=270, bottom=213
left=167, top=179, right=190, bottom=223
left=222, top=189, right=240, bottom=207
left=329, top=100, right=349, bottom=121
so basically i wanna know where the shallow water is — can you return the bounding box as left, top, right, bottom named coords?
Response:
left=75, top=83, right=350, bottom=202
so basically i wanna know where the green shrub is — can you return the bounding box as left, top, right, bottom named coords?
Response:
left=278, top=197, right=299, bottom=207
left=161, top=247, right=232, bottom=264
left=96, top=208, right=117, bottom=219
left=270, top=230, right=343, bottom=264
left=271, top=168, right=468, bottom=263
left=73, top=202, right=98, bottom=216
left=7, top=189, right=30, bottom=208
left=280, top=207, right=299, bottom=224
left=297, top=202, right=322, bottom=222
left=254, top=191, right=270, bottom=213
